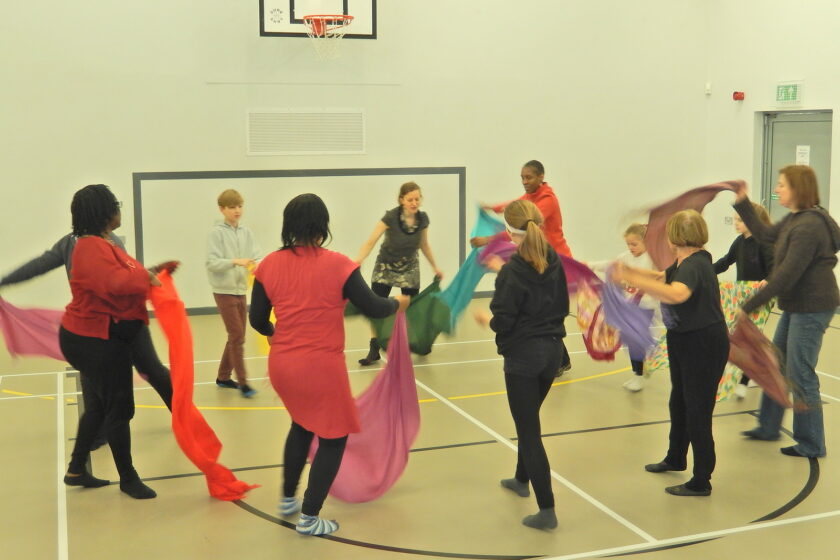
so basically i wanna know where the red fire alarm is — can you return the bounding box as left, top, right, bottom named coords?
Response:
left=733, top=91, right=745, bottom=101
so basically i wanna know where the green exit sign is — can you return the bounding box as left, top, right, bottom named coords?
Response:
left=776, top=82, right=802, bottom=104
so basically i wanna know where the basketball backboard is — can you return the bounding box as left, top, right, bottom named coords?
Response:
left=260, top=0, right=376, bottom=39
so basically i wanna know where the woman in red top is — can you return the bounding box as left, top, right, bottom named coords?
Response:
left=250, top=193, right=409, bottom=536
left=472, top=160, right=574, bottom=373
left=471, top=160, right=572, bottom=257
left=60, top=185, right=159, bottom=499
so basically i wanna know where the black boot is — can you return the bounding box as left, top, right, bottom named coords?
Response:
left=358, top=338, right=381, bottom=366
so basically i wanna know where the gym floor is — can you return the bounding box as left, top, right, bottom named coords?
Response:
left=2, top=302, right=839, bottom=559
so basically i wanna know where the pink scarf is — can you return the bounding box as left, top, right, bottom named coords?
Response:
left=312, top=312, right=420, bottom=502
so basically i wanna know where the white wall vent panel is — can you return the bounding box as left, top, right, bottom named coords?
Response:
left=247, top=109, right=365, bottom=155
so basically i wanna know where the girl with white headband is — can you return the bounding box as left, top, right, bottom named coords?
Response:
left=475, top=199, right=569, bottom=530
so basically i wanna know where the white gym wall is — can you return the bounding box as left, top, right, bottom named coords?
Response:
left=2, top=0, right=840, bottom=307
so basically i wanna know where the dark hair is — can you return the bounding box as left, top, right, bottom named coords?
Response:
left=523, top=160, right=545, bottom=176
left=780, top=165, right=820, bottom=209
left=71, top=184, right=120, bottom=237
left=281, top=193, right=332, bottom=250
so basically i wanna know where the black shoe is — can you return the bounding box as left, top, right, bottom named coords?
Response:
left=358, top=338, right=381, bottom=366
left=64, top=470, right=110, bottom=488
left=741, top=428, right=780, bottom=441
left=780, top=446, right=817, bottom=458
left=216, top=378, right=238, bottom=389
left=645, top=461, right=686, bottom=473
left=665, top=483, right=711, bottom=496
left=240, top=384, right=257, bottom=398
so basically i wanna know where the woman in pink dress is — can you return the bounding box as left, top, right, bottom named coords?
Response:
left=250, top=193, right=409, bottom=536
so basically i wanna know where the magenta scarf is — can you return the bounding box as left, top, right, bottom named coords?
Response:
left=0, top=297, right=65, bottom=361
left=312, top=312, right=420, bottom=502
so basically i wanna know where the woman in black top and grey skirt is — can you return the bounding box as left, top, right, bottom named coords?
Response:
left=355, top=182, right=443, bottom=365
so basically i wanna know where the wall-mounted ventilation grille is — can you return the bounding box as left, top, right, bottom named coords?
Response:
left=247, top=109, right=365, bottom=155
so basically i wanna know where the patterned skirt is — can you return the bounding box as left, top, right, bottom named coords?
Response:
left=372, top=255, right=420, bottom=289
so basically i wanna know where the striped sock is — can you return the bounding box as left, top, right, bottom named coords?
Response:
left=279, top=496, right=301, bottom=516
left=296, top=514, right=339, bottom=536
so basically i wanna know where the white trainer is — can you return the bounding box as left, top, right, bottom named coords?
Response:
left=623, top=376, right=644, bottom=392
left=734, top=384, right=747, bottom=399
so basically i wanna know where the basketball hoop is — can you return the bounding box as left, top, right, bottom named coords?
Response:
left=302, top=14, right=354, bottom=59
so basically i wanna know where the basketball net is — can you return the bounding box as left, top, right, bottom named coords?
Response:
left=302, top=15, right=354, bottom=60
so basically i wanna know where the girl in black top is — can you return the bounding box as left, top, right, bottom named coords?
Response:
left=354, top=182, right=443, bottom=365
left=714, top=202, right=773, bottom=397
left=476, top=199, right=568, bottom=530
left=612, top=210, right=728, bottom=497
left=714, top=203, right=774, bottom=281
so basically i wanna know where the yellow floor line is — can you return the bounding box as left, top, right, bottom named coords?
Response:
left=2, top=388, right=55, bottom=401
left=133, top=366, right=630, bottom=410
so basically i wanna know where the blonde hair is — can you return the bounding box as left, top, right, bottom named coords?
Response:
left=624, top=223, right=648, bottom=238
left=217, top=189, right=243, bottom=207
left=504, top=200, right=549, bottom=273
left=666, top=210, right=708, bottom=248
left=752, top=203, right=771, bottom=226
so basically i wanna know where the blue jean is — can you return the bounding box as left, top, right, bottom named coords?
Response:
left=755, top=310, right=833, bottom=457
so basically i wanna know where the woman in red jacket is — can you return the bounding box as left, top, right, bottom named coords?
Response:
left=472, top=160, right=573, bottom=374
left=60, top=185, right=159, bottom=499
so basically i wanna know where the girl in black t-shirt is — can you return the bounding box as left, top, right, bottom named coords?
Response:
left=612, top=210, right=729, bottom=497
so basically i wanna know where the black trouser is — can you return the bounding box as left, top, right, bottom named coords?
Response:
left=282, top=422, right=348, bottom=516
left=371, top=282, right=419, bottom=298
left=631, top=359, right=644, bottom=375
left=60, top=321, right=143, bottom=481
left=664, top=322, right=729, bottom=489
left=130, top=325, right=172, bottom=410
left=504, top=337, right=562, bottom=510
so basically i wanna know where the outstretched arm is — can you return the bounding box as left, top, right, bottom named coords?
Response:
left=355, top=221, right=388, bottom=264
left=612, top=263, right=689, bottom=304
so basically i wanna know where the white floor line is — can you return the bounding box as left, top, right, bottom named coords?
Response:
left=817, top=369, right=840, bottom=382
left=4, top=350, right=601, bottom=402
left=55, top=372, right=69, bottom=560
left=412, top=378, right=657, bottom=543
left=542, top=508, right=840, bottom=560
left=819, top=392, right=840, bottom=403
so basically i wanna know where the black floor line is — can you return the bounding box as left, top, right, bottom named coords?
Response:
left=601, top=423, right=820, bottom=558
left=233, top=499, right=540, bottom=560
left=79, top=408, right=821, bottom=558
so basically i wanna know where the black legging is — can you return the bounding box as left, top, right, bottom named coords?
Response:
left=664, top=322, right=729, bottom=488
left=371, top=282, right=419, bottom=298
left=282, top=422, right=348, bottom=516
left=60, top=321, right=143, bottom=482
left=503, top=337, right=562, bottom=510
left=130, top=325, right=172, bottom=410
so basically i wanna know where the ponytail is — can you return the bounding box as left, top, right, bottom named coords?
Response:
left=504, top=200, right=549, bottom=273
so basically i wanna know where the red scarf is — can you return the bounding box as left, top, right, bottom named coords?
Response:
left=149, top=272, right=258, bottom=500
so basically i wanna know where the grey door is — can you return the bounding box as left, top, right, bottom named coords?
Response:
left=761, top=111, right=832, bottom=220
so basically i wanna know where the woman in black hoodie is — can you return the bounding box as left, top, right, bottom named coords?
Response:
left=477, top=199, right=568, bottom=530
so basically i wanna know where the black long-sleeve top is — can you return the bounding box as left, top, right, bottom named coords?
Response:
left=249, top=268, right=398, bottom=337
left=713, top=235, right=774, bottom=281
left=489, top=248, right=569, bottom=355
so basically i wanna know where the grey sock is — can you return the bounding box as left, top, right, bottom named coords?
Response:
left=522, top=508, right=557, bottom=530
left=500, top=478, right=530, bottom=497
